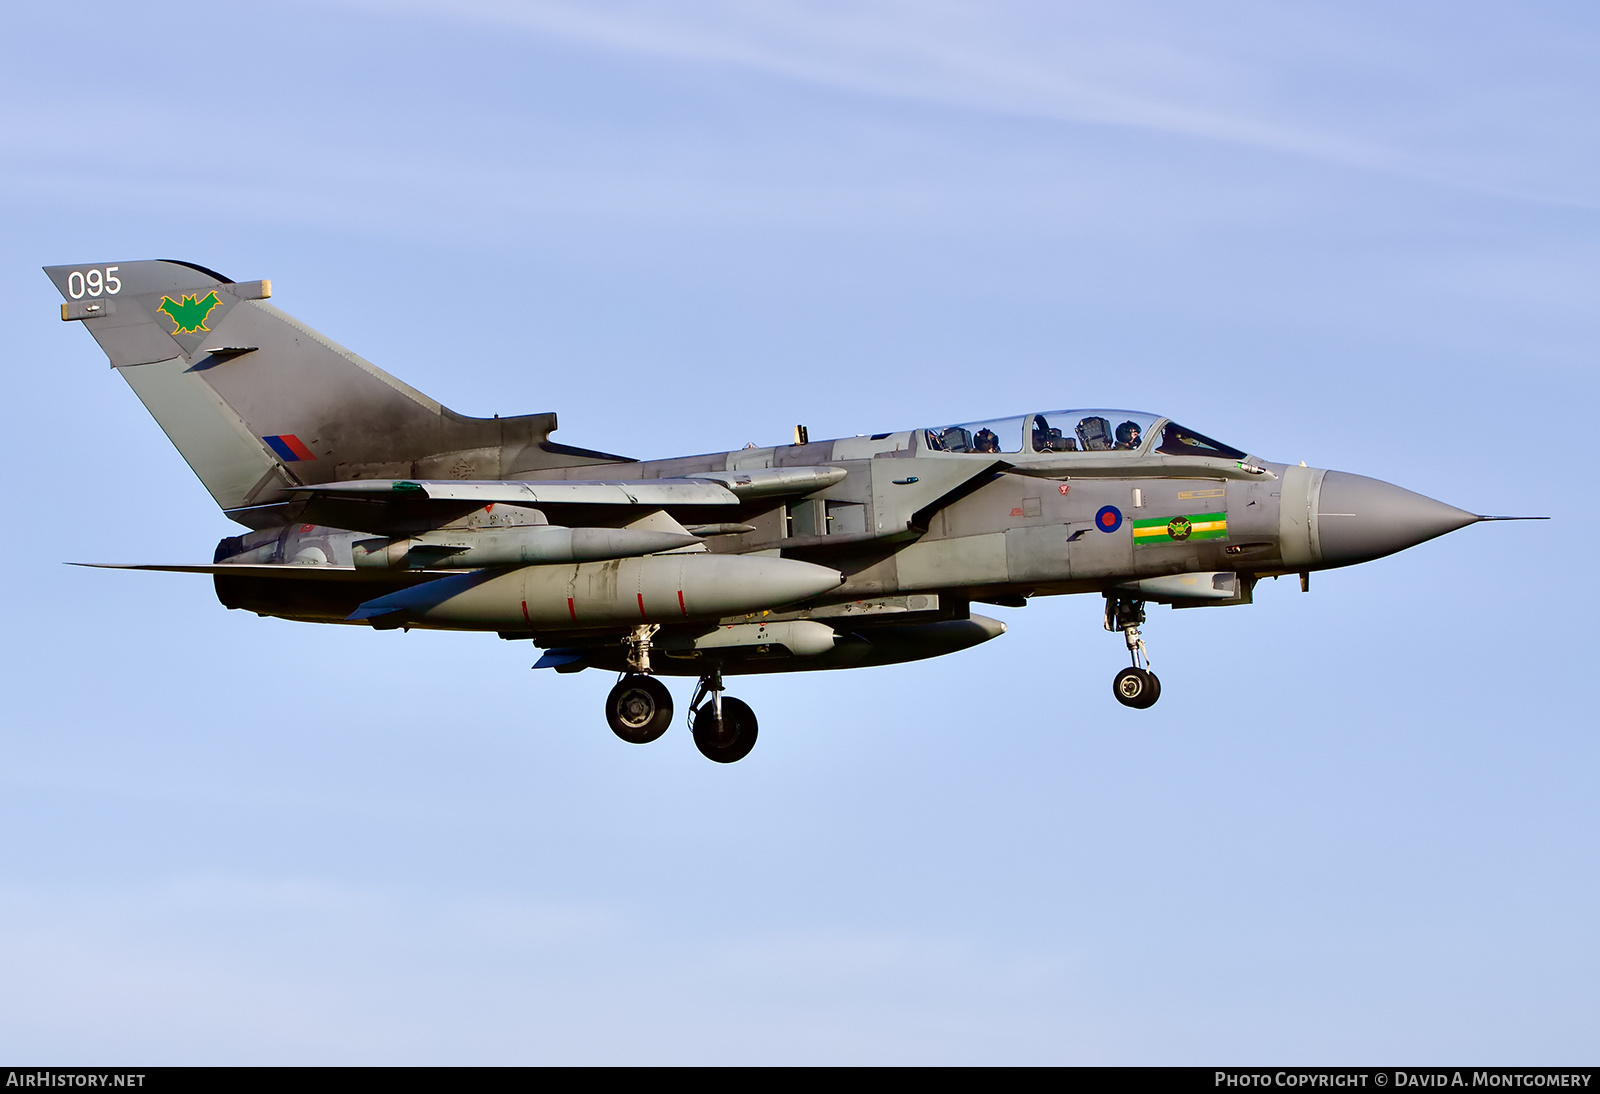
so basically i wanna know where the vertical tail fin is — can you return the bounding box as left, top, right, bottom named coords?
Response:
left=45, top=260, right=628, bottom=526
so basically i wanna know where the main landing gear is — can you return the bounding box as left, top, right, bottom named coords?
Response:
left=601, top=627, right=759, bottom=762
left=1105, top=594, right=1161, bottom=709
left=605, top=674, right=673, bottom=743
left=688, top=668, right=758, bottom=764
left=605, top=624, right=673, bottom=743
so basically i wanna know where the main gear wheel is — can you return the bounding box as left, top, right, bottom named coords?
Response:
left=605, top=674, right=673, bottom=743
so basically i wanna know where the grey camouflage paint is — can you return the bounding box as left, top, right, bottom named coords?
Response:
left=47, top=259, right=1486, bottom=677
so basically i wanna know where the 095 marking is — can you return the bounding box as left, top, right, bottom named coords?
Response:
left=66, top=267, right=121, bottom=299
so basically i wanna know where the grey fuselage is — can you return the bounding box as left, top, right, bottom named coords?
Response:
left=212, top=419, right=1474, bottom=673
left=44, top=259, right=1482, bottom=681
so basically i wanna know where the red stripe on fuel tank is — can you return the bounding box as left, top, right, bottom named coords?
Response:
left=521, top=600, right=530, bottom=626
left=637, top=592, right=647, bottom=619
left=678, top=589, right=687, bottom=616
left=567, top=597, right=576, bottom=622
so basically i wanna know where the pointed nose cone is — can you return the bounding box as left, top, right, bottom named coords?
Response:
left=1316, top=471, right=1480, bottom=567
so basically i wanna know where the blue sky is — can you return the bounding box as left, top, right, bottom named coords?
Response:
left=1, top=1, right=1594, bottom=1063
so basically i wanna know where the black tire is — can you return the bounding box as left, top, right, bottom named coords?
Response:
left=1143, top=672, right=1162, bottom=708
left=605, top=675, right=673, bottom=743
left=1112, top=667, right=1158, bottom=709
left=691, top=697, right=758, bottom=763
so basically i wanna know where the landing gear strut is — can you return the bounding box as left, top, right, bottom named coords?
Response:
left=624, top=623, right=661, bottom=674
left=604, top=625, right=674, bottom=742
left=688, top=667, right=758, bottom=763
left=600, top=630, right=760, bottom=760
left=1105, top=594, right=1161, bottom=709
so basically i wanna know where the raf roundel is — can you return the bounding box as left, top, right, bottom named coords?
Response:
left=1095, top=505, right=1123, bottom=533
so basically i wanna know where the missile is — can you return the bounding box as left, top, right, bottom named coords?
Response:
left=351, top=525, right=701, bottom=569
left=349, top=552, right=845, bottom=628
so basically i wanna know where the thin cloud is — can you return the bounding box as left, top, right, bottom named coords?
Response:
left=344, top=0, right=1598, bottom=206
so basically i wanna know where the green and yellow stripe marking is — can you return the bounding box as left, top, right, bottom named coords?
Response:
left=1132, top=511, right=1228, bottom=546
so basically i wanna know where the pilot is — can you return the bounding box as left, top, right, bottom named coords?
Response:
left=1032, top=416, right=1057, bottom=452
left=972, top=427, right=1000, bottom=453
left=1113, top=420, right=1143, bottom=450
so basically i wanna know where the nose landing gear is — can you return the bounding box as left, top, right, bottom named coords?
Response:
left=1105, top=594, right=1161, bottom=709
left=1112, top=665, right=1160, bottom=708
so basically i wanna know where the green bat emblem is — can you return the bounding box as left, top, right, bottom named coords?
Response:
left=157, top=291, right=223, bottom=334
left=1166, top=516, right=1193, bottom=541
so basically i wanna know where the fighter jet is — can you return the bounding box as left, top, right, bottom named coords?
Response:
left=45, top=259, right=1532, bottom=763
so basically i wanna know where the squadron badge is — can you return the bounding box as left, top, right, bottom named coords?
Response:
left=1132, top=511, right=1228, bottom=547
left=157, top=291, right=223, bottom=334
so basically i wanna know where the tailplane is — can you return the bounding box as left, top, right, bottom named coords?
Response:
left=45, top=259, right=628, bottom=526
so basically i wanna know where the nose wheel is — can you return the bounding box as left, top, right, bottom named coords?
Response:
left=1112, top=666, right=1161, bottom=709
left=1105, top=594, right=1161, bottom=709
left=689, top=668, right=759, bottom=763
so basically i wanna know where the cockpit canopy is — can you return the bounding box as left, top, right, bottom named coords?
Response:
left=921, top=410, right=1246, bottom=460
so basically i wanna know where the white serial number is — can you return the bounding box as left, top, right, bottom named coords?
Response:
left=66, top=267, right=121, bottom=299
